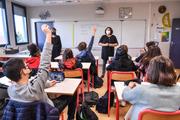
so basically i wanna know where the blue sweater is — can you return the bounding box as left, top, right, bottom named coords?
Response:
left=122, top=83, right=180, bottom=120
left=76, top=36, right=95, bottom=62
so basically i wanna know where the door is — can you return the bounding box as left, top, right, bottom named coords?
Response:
left=35, top=21, right=54, bottom=51
left=170, top=18, right=180, bottom=68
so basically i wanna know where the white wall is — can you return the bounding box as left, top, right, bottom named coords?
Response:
left=150, top=1, right=180, bottom=57
left=2, top=1, right=180, bottom=58
left=28, top=2, right=150, bottom=59
left=0, top=0, right=31, bottom=53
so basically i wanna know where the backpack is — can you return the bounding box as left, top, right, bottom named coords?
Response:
left=76, top=103, right=98, bottom=120
left=80, top=91, right=99, bottom=106
left=96, top=91, right=114, bottom=114
left=93, top=76, right=103, bottom=88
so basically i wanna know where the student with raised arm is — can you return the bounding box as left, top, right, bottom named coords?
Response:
left=76, top=27, right=97, bottom=76
left=3, top=24, right=76, bottom=120
left=98, top=27, right=118, bottom=78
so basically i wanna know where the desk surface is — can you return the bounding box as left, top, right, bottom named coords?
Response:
left=114, top=82, right=126, bottom=100
left=0, top=76, right=12, bottom=86
left=81, top=62, right=91, bottom=69
left=45, top=78, right=81, bottom=95
left=55, top=55, right=99, bottom=60
left=0, top=54, right=30, bottom=58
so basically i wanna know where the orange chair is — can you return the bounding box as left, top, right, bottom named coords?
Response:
left=107, top=71, right=136, bottom=117
left=64, top=68, right=84, bottom=108
left=138, top=109, right=180, bottom=120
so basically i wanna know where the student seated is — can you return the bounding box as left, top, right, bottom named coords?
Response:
left=123, top=56, right=180, bottom=120
left=2, top=24, right=76, bottom=120
left=76, top=27, right=97, bottom=78
left=106, top=45, right=137, bottom=71
left=135, top=41, right=159, bottom=63
left=106, top=45, right=138, bottom=87
left=138, top=45, right=162, bottom=79
left=62, top=48, right=82, bottom=69
left=24, top=43, right=41, bottom=76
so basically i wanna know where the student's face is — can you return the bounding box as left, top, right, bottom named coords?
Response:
left=21, top=63, right=31, bottom=77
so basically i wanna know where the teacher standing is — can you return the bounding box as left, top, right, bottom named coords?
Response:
left=51, top=27, right=62, bottom=61
left=99, top=27, right=118, bottom=78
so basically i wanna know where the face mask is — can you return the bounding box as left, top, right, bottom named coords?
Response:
left=106, top=30, right=111, bottom=35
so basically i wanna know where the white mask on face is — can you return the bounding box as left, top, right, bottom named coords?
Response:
left=106, top=30, right=111, bottom=35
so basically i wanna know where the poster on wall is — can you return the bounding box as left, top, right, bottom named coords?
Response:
left=161, top=31, right=169, bottom=42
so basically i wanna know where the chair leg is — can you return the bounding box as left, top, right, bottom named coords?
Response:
left=60, top=111, right=64, bottom=120
left=116, top=96, right=119, bottom=120
left=108, top=78, right=111, bottom=117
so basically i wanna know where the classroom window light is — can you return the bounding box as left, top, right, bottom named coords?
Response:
left=12, top=3, right=29, bottom=45
left=0, top=0, right=9, bottom=46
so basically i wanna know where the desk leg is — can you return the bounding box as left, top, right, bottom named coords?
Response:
left=96, top=60, right=98, bottom=76
left=88, top=69, right=90, bottom=92
left=76, top=86, right=79, bottom=110
left=116, top=95, right=119, bottom=120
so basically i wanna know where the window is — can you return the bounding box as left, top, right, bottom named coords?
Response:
left=0, top=0, right=9, bottom=46
left=12, top=3, right=28, bottom=45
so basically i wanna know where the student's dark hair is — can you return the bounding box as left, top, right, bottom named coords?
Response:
left=63, top=48, right=74, bottom=61
left=147, top=55, right=177, bottom=86
left=119, top=45, right=128, bottom=53
left=2, top=58, right=25, bottom=82
left=78, top=42, right=87, bottom=51
left=51, top=27, right=56, bottom=32
left=141, top=45, right=162, bottom=68
left=105, top=27, right=113, bottom=35
left=146, top=41, right=159, bottom=48
left=27, top=43, right=40, bottom=57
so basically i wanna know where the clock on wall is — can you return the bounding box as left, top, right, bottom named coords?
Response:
left=158, top=5, right=167, bottom=14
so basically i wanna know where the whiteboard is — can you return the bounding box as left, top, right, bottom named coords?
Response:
left=121, top=20, right=146, bottom=48
left=53, top=20, right=146, bottom=49
left=74, top=21, right=121, bottom=48
left=54, top=22, right=74, bottom=48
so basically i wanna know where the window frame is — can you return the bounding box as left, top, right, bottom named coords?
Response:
left=12, top=3, right=29, bottom=45
left=0, top=0, right=10, bottom=47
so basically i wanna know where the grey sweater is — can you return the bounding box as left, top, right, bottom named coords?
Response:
left=8, top=42, right=54, bottom=106
left=122, top=83, right=180, bottom=120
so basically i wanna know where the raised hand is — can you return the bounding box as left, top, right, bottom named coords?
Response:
left=41, top=24, right=52, bottom=43
left=92, top=26, right=96, bottom=36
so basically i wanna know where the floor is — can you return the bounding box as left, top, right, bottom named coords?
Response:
left=62, top=66, right=131, bottom=120
left=62, top=67, right=180, bottom=120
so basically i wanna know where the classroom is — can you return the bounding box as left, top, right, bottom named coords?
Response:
left=0, top=0, right=180, bottom=120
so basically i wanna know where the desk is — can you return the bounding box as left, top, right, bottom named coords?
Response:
left=0, top=54, right=30, bottom=59
left=45, top=78, right=81, bottom=95
left=114, top=82, right=126, bottom=120
left=81, top=62, right=91, bottom=92
left=45, top=78, right=81, bottom=111
left=0, top=76, right=12, bottom=86
left=54, top=55, right=62, bottom=60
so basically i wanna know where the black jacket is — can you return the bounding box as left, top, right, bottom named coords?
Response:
left=52, top=35, right=62, bottom=61
left=106, top=47, right=136, bottom=71
left=99, top=35, right=118, bottom=60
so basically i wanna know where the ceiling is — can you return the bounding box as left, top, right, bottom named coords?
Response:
left=13, top=0, right=180, bottom=7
